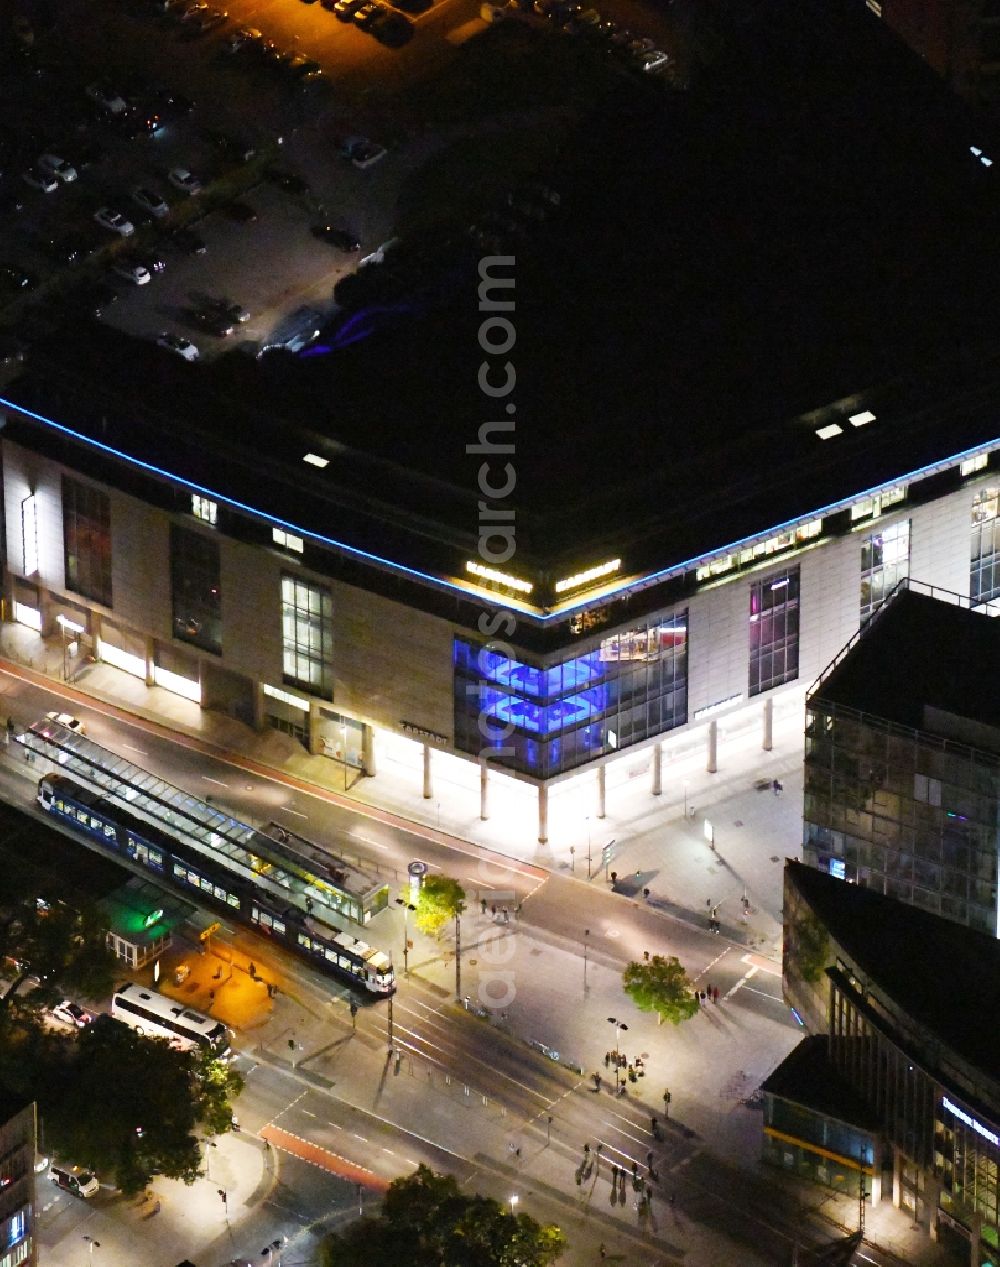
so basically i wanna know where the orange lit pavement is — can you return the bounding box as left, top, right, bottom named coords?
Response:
left=260, top=1123, right=392, bottom=1192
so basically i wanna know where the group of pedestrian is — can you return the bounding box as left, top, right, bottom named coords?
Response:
left=481, top=900, right=511, bottom=923
left=695, top=984, right=721, bottom=1006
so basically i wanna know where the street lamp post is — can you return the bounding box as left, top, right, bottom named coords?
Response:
left=583, top=929, right=590, bottom=992
left=341, top=723, right=349, bottom=791
left=509, top=1194, right=519, bottom=1216
left=587, top=817, right=592, bottom=879
left=395, top=898, right=415, bottom=976
left=607, top=1016, right=628, bottom=1087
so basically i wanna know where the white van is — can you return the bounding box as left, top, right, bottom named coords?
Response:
left=50, top=1166, right=100, bottom=1198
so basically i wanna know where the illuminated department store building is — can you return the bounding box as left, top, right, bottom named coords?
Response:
left=3, top=330, right=1000, bottom=846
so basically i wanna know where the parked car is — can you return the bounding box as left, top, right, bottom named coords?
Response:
left=168, top=167, right=202, bottom=195
left=51, top=999, right=93, bottom=1028
left=266, top=168, right=309, bottom=195
left=333, top=0, right=364, bottom=18
left=213, top=298, right=250, bottom=323
left=353, top=1, right=383, bottom=26
left=339, top=137, right=387, bottom=169
left=313, top=224, right=360, bottom=251
left=111, top=258, right=152, bottom=286
left=190, top=307, right=235, bottom=337
left=224, top=26, right=263, bottom=51
left=38, top=154, right=77, bottom=183
left=132, top=186, right=170, bottom=218
left=50, top=1166, right=99, bottom=1198
left=22, top=167, right=58, bottom=193
left=0, top=264, right=37, bottom=293
left=94, top=207, right=134, bottom=237
left=156, top=332, right=200, bottom=361
left=85, top=81, right=127, bottom=114
left=45, top=711, right=86, bottom=734
left=170, top=228, right=207, bottom=255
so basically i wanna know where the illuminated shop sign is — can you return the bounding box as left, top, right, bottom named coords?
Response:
left=554, top=559, right=621, bottom=594
left=465, top=562, right=534, bottom=594
left=942, top=1097, right=1000, bottom=1147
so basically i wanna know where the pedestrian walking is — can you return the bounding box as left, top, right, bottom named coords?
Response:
left=646, top=1151, right=654, bottom=1167
left=599, top=1244, right=607, bottom=1260
left=706, top=983, right=713, bottom=1000
left=713, top=985, right=720, bottom=1003
left=772, top=778, right=782, bottom=796
left=481, top=897, right=487, bottom=915
left=593, top=1072, right=602, bottom=1091
left=694, top=991, right=700, bottom=1007
left=604, top=1050, right=611, bottom=1068
left=631, top=1161, right=638, bottom=1177
left=491, top=904, right=497, bottom=920
left=249, top=961, right=256, bottom=979
left=502, top=906, right=509, bottom=923
left=515, top=902, right=523, bottom=918
left=152, top=1200, right=161, bottom=1215
left=700, top=990, right=707, bottom=1004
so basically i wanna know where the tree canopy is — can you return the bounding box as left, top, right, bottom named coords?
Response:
left=320, top=1164, right=566, bottom=1267
left=622, top=955, right=699, bottom=1026
left=0, top=894, right=117, bottom=1025
left=414, top=876, right=466, bottom=939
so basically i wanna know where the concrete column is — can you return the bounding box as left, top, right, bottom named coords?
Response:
left=362, top=725, right=376, bottom=777
left=706, top=718, right=718, bottom=774
left=251, top=681, right=265, bottom=731
left=651, top=741, right=662, bottom=796
left=144, top=635, right=155, bottom=689
left=969, top=1211, right=982, bottom=1267
left=538, top=783, right=548, bottom=844
left=422, top=743, right=433, bottom=800
left=891, top=1145, right=902, bottom=1209
left=870, top=1137, right=883, bottom=1207
left=762, top=697, right=773, bottom=751
left=597, top=764, right=606, bottom=819
left=924, top=1174, right=941, bottom=1236
left=480, top=760, right=489, bottom=821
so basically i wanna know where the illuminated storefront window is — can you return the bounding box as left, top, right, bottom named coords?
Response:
left=453, top=613, right=687, bottom=776
left=62, top=475, right=112, bottom=607
left=748, top=568, right=799, bottom=697
left=281, top=575, right=332, bottom=697
left=971, top=487, right=1000, bottom=605
left=860, top=520, right=910, bottom=624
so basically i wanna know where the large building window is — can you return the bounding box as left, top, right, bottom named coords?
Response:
left=454, top=613, right=687, bottom=777
left=971, top=487, right=1000, bottom=605
left=170, top=525, right=221, bottom=655
left=860, top=520, right=910, bottom=624
left=748, top=568, right=799, bottom=697
left=62, top=475, right=112, bottom=607
left=282, top=575, right=332, bottom=696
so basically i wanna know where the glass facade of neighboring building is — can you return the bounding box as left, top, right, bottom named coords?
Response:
left=281, top=575, right=333, bottom=697
left=971, top=486, right=1000, bottom=605
left=860, top=520, right=910, bottom=624
left=170, top=525, right=221, bottom=655
left=62, top=475, right=112, bottom=608
left=748, top=567, right=800, bottom=697
left=828, top=971, right=1000, bottom=1265
left=453, top=612, right=688, bottom=776
left=803, top=700, right=1000, bottom=936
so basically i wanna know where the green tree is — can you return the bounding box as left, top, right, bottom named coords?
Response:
left=414, top=876, right=466, bottom=939
left=622, top=955, right=699, bottom=1026
left=0, top=895, right=116, bottom=1024
left=193, top=1049, right=245, bottom=1135
left=319, top=1164, right=566, bottom=1266
left=792, top=911, right=830, bottom=984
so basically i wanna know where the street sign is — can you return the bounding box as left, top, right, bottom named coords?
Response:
left=199, top=922, right=221, bottom=941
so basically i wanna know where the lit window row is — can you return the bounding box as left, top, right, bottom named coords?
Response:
left=696, top=521, right=822, bottom=582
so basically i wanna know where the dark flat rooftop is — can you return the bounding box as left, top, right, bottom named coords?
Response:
left=762, top=1035, right=879, bottom=1130
left=813, top=587, right=1000, bottom=740
left=788, top=861, right=1000, bottom=1085
left=7, top=0, right=1000, bottom=579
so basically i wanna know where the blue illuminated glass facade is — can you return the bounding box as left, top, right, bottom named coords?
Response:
left=454, top=613, right=688, bottom=776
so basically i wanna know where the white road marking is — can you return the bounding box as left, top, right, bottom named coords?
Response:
left=121, top=743, right=148, bottom=756
left=202, top=776, right=229, bottom=788
left=279, top=805, right=308, bottom=819
left=724, top=964, right=759, bottom=1000
left=352, top=1133, right=368, bottom=1143
left=301, top=1110, right=316, bottom=1118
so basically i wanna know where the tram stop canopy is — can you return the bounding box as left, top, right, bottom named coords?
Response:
left=98, top=877, right=195, bottom=971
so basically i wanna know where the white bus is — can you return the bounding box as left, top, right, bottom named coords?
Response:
left=111, top=983, right=232, bottom=1058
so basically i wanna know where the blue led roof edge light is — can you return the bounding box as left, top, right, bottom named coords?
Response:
left=2, top=396, right=997, bottom=624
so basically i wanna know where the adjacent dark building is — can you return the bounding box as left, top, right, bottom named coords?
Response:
left=0, top=1097, right=37, bottom=1267
left=779, top=860, right=1000, bottom=1267
left=803, top=581, right=1000, bottom=936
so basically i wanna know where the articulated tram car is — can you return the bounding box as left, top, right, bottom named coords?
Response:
left=37, top=774, right=394, bottom=996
